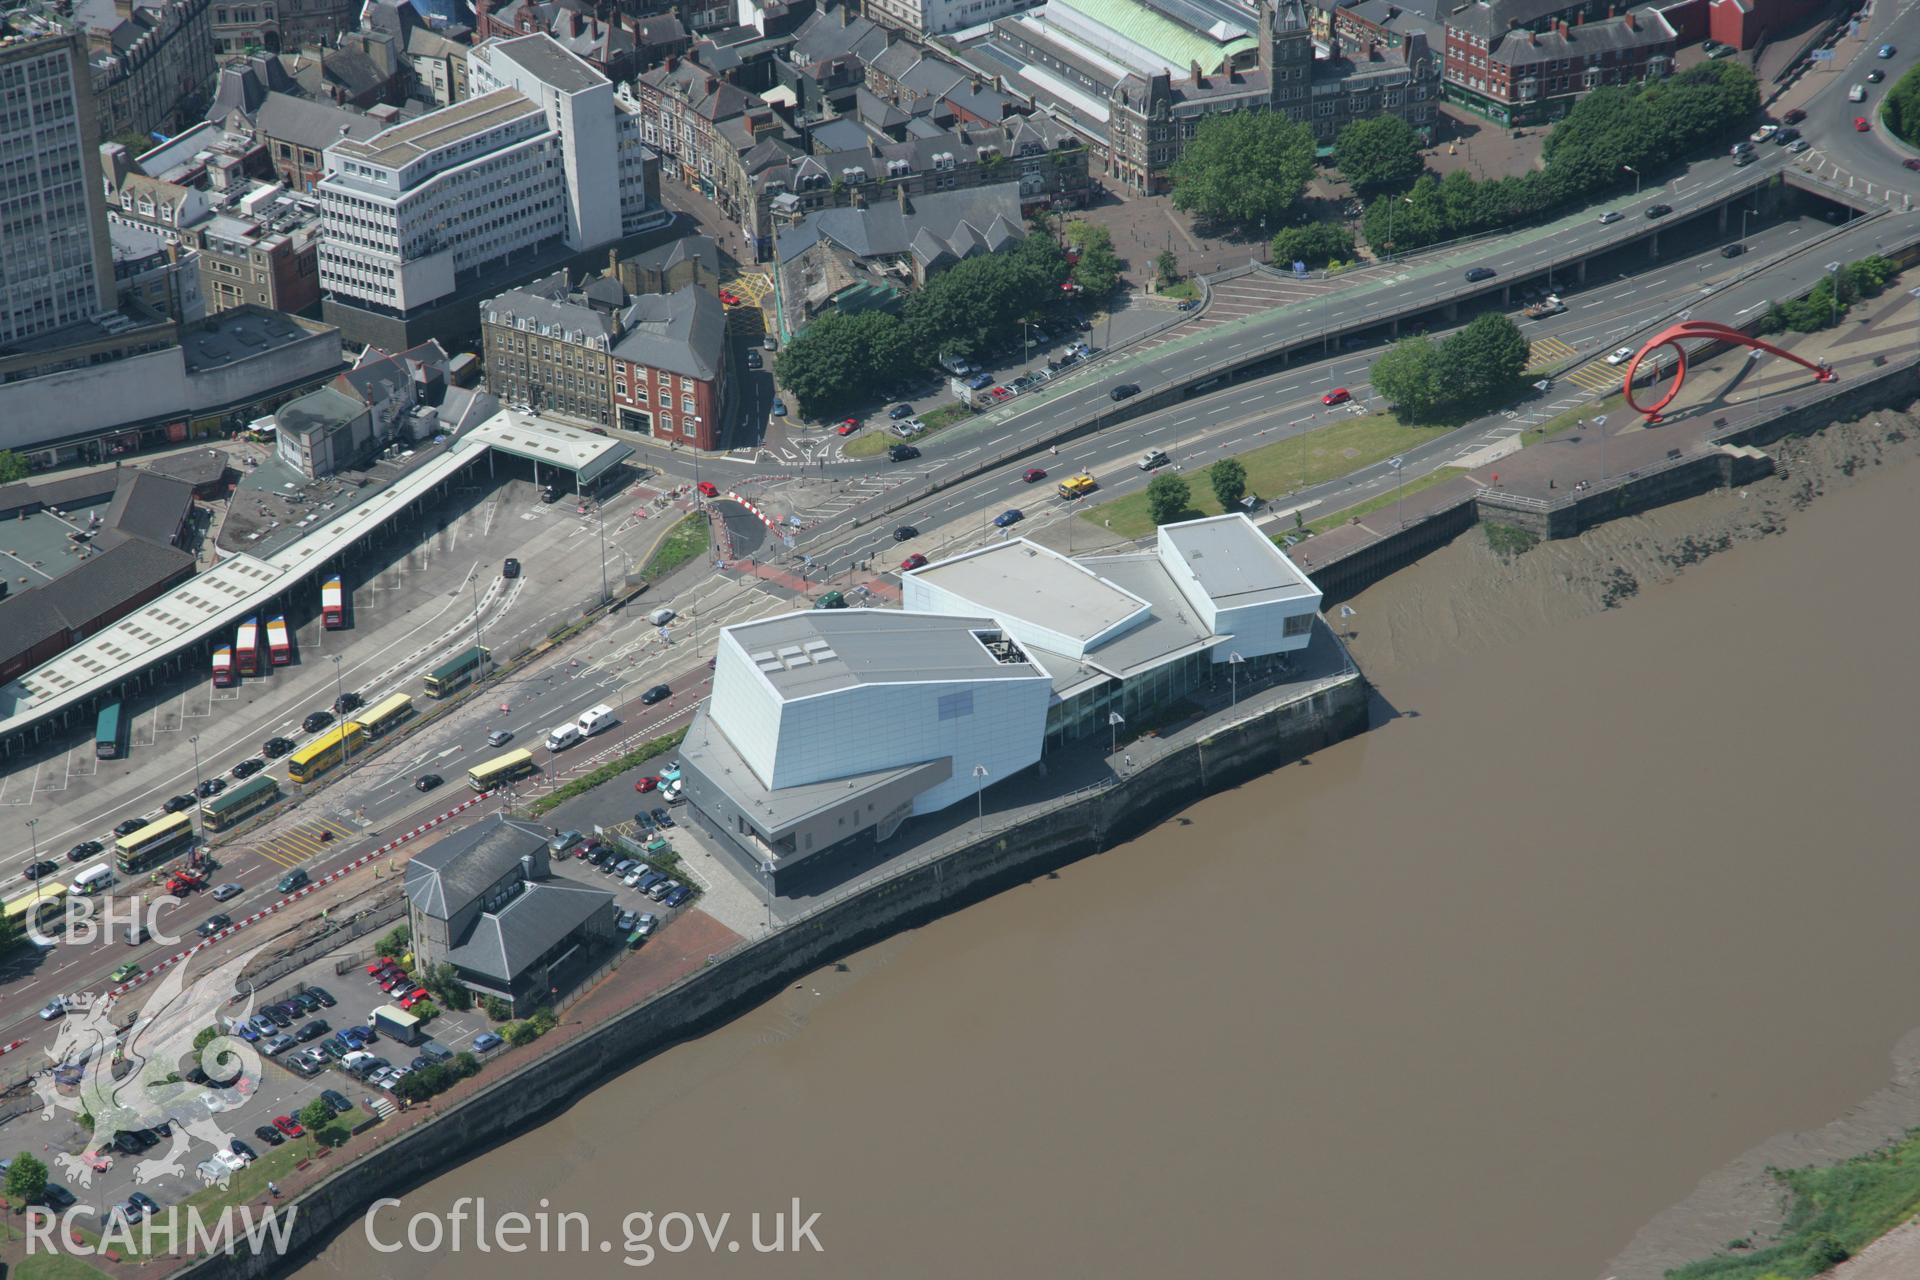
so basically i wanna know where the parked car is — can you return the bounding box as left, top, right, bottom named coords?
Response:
left=320, top=1089, right=352, bottom=1115
left=262, top=1034, right=295, bottom=1056
left=888, top=402, right=914, bottom=419
left=649, top=808, right=674, bottom=828
left=770, top=399, right=787, bottom=416
left=230, top=1139, right=257, bottom=1163
left=993, top=508, right=1024, bottom=528
left=232, top=758, right=265, bottom=780
left=302, top=711, right=333, bottom=734
left=634, top=913, right=658, bottom=937
left=964, top=372, right=994, bottom=390
left=296, top=1020, right=329, bottom=1042
left=648, top=879, right=679, bottom=902
left=634, top=775, right=659, bottom=793
left=272, top=1115, right=305, bottom=1138
left=474, top=1032, right=504, bottom=1053
left=642, top=684, right=671, bottom=705
left=616, top=909, right=639, bottom=933
left=253, top=1124, right=285, bottom=1147
left=1108, top=383, right=1139, bottom=401
left=664, top=884, right=692, bottom=908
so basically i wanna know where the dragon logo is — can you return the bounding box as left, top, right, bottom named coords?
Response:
left=35, top=942, right=267, bottom=1189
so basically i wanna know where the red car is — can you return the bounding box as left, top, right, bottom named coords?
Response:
left=365, top=956, right=395, bottom=975
left=272, top=1115, right=304, bottom=1138
left=989, top=387, right=1012, bottom=402
left=399, top=987, right=430, bottom=1008
left=717, top=288, right=740, bottom=306
left=634, top=775, right=659, bottom=793
left=836, top=420, right=859, bottom=436
left=1321, top=388, right=1351, bottom=406
left=900, top=553, right=928, bottom=571
left=1854, top=116, right=1871, bottom=132
left=696, top=480, right=718, bottom=498
left=1022, top=467, right=1047, bottom=483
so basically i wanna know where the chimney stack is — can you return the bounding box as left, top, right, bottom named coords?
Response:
left=1624, top=10, right=1636, bottom=28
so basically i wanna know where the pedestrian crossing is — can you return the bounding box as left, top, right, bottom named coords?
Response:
left=251, top=816, right=358, bottom=869
left=1527, top=336, right=1578, bottom=369
left=1563, top=362, right=1623, bottom=393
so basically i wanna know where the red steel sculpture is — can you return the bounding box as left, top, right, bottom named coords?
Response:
left=1623, top=320, right=1835, bottom=422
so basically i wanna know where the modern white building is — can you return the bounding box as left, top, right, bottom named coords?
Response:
left=315, top=33, right=653, bottom=321
left=683, top=513, right=1321, bottom=885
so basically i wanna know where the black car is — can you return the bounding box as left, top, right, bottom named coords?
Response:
left=230, top=1138, right=258, bottom=1163
left=263, top=1005, right=293, bottom=1028
left=893, top=525, right=918, bottom=542
left=888, top=444, right=921, bottom=462
left=232, top=758, right=266, bottom=780
left=1771, top=127, right=1800, bottom=144
left=290, top=991, right=324, bottom=1013
left=253, top=1124, right=286, bottom=1147
left=296, top=1019, right=330, bottom=1041
left=320, top=1089, right=351, bottom=1115
left=415, top=773, right=443, bottom=792
left=262, top=737, right=295, bottom=758
left=888, top=403, right=914, bottom=419
left=1868, top=69, right=1884, bottom=83
left=650, top=807, right=674, bottom=827
left=1464, top=266, right=1497, bottom=282
left=196, top=778, right=226, bottom=798
left=129, top=1192, right=161, bottom=1216
left=164, top=794, right=196, bottom=814
left=114, top=817, right=146, bottom=837
left=309, top=985, right=336, bottom=1008
left=333, top=691, right=364, bottom=715
left=1720, top=243, right=1745, bottom=259
left=1645, top=204, right=1672, bottom=219
left=302, top=710, right=333, bottom=734
left=1109, top=383, right=1139, bottom=401
left=66, top=840, right=102, bottom=863
left=21, top=860, right=58, bottom=881
left=113, top=1130, right=155, bottom=1155
left=502, top=557, right=521, bottom=579
left=641, top=684, right=671, bottom=705
left=196, top=914, right=232, bottom=938
left=745, top=350, right=762, bottom=370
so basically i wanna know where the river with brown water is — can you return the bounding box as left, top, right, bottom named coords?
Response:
left=302, top=412, right=1920, bottom=1280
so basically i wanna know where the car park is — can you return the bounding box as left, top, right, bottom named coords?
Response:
left=893, top=525, right=918, bottom=541
left=964, top=372, right=994, bottom=390
left=1022, top=467, right=1047, bottom=483
left=648, top=879, right=679, bottom=902
left=1109, top=383, right=1139, bottom=401
left=1645, top=204, right=1671, bottom=219
left=994, top=508, right=1023, bottom=528
left=1606, top=347, right=1636, bottom=365
left=634, top=913, right=658, bottom=937
left=232, top=758, right=266, bottom=780
left=642, top=683, right=671, bottom=705
left=1321, top=388, right=1351, bottom=406
left=1464, top=266, right=1497, bottom=282
left=901, top=553, right=928, bottom=571
left=302, top=711, right=333, bottom=734
left=624, top=866, right=649, bottom=887
left=320, top=1089, right=352, bottom=1115
left=262, top=737, right=295, bottom=758
left=639, top=871, right=668, bottom=895
left=551, top=830, right=586, bottom=856
left=616, top=909, right=639, bottom=933
left=230, top=1139, right=257, bottom=1163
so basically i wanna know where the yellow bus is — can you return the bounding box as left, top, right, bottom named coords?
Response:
left=4, top=882, right=68, bottom=941
left=115, top=812, right=194, bottom=874
left=467, top=748, right=536, bottom=792
left=353, top=692, right=414, bottom=739
left=287, top=722, right=368, bottom=783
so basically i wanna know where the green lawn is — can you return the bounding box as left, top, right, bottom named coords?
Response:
left=843, top=402, right=972, bottom=458
left=639, top=513, right=710, bottom=580
left=1666, top=1126, right=1920, bottom=1280
left=1084, top=412, right=1446, bottom=539
left=1297, top=467, right=1465, bottom=536
left=14, top=1252, right=109, bottom=1279
left=1524, top=392, right=1624, bottom=447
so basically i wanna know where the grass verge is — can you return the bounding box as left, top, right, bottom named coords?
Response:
left=1524, top=391, right=1624, bottom=447
left=15, top=1253, right=109, bottom=1278
left=1084, top=412, right=1444, bottom=539
left=527, top=727, right=689, bottom=817
left=638, top=514, right=709, bottom=581
left=843, top=402, right=973, bottom=458
left=1295, top=467, right=1465, bottom=536
left=1666, top=1126, right=1920, bottom=1280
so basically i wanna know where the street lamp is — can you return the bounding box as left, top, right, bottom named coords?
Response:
left=1826, top=260, right=1842, bottom=327
left=188, top=734, right=204, bottom=853
left=759, top=861, right=775, bottom=934
left=1227, top=651, right=1244, bottom=706
left=971, top=764, right=989, bottom=836
left=330, top=654, right=349, bottom=772
left=1107, top=709, right=1124, bottom=757
left=1622, top=165, right=1640, bottom=197
left=26, top=818, right=41, bottom=913
left=1389, top=455, right=1406, bottom=528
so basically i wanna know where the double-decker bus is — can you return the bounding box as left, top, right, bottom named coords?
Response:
left=94, top=702, right=123, bottom=759
left=115, top=812, right=193, bottom=875
left=266, top=616, right=292, bottom=666
left=200, top=773, right=280, bottom=832
left=211, top=647, right=235, bottom=688
left=467, top=748, right=535, bottom=791
left=4, top=882, right=69, bottom=943
left=321, top=575, right=346, bottom=629
left=235, top=617, right=261, bottom=676
left=425, top=646, right=491, bottom=699
left=286, top=722, right=367, bottom=783
left=353, top=692, right=413, bottom=738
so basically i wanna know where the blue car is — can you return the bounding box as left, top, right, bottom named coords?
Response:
left=965, top=372, right=994, bottom=390
left=993, top=508, right=1023, bottom=528
left=770, top=399, right=786, bottom=416
left=473, top=1032, right=503, bottom=1053
left=638, top=871, right=668, bottom=895
left=1878, top=43, right=1895, bottom=57
left=233, top=1022, right=260, bottom=1042
left=663, top=885, right=692, bottom=908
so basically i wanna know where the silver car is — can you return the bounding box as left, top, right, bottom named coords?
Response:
left=212, top=882, right=243, bottom=902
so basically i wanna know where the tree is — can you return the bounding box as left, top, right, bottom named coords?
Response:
left=1145, top=472, right=1191, bottom=526
left=1155, top=250, right=1179, bottom=287
left=482, top=996, right=512, bottom=1022
left=1440, top=313, right=1529, bottom=400
left=1064, top=222, right=1120, bottom=296
left=425, top=962, right=470, bottom=1011
left=1268, top=223, right=1355, bottom=269
left=1169, top=111, right=1316, bottom=229
left=1370, top=337, right=1444, bottom=421
left=1208, top=458, right=1247, bottom=510
left=5, top=1153, right=47, bottom=1207
left=1336, top=115, right=1424, bottom=192
left=0, top=452, right=26, bottom=484
left=298, top=1100, right=333, bottom=1135
left=375, top=924, right=411, bottom=957
left=774, top=309, right=911, bottom=416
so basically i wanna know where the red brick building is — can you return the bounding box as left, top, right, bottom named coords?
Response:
left=609, top=286, right=733, bottom=451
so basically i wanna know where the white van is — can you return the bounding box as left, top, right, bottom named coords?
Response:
left=545, top=723, right=583, bottom=752
left=1849, top=83, right=1866, bottom=102
left=575, top=704, right=616, bottom=737
left=646, top=607, right=676, bottom=626
left=73, top=864, right=115, bottom=895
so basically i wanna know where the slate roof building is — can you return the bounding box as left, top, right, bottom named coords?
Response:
left=404, top=815, right=617, bottom=1014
